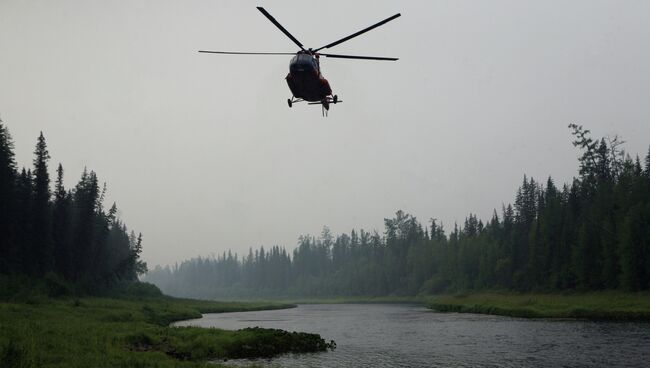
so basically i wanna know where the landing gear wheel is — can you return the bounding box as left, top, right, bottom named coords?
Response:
left=287, top=99, right=292, bottom=108
left=333, top=95, right=338, bottom=104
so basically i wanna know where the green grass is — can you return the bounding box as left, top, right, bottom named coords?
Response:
left=0, top=295, right=333, bottom=368
left=426, top=291, right=650, bottom=320
left=284, top=295, right=425, bottom=304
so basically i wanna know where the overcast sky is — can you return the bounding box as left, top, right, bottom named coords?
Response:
left=1, top=0, right=649, bottom=267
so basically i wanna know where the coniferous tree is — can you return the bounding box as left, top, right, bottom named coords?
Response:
left=52, top=164, right=73, bottom=278
left=0, top=121, right=17, bottom=274
left=619, top=204, right=650, bottom=290
left=32, top=132, right=54, bottom=275
left=645, top=146, right=650, bottom=177
left=15, top=169, right=34, bottom=273
left=0, top=121, right=145, bottom=293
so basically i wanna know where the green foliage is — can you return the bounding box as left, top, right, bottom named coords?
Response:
left=32, top=132, right=53, bottom=276
left=0, top=293, right=321, bottom=367
left=428, top=292, right=650, bottom=320
left=0, top=339, right=36, bottom=368
left=0, top=121, right=17, bottom=275
left=104, top=282, right=163, bottom=299
left=43, top=272, right=74, bottom=297
left=619, top=203, right=650, bottom=290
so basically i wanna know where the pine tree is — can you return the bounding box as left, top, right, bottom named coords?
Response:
left=15, top=169, right=34, bottom=273
left=32, top=132, right=53, bottom=275
left=569, top=123, right=598, bottom=180
left=130, top=233, right=147, bottom=280
left=601, top=216, right=619, bottom=289
left=645, top=145, right=650, bottom=177
left=53, top=164, right=73, bottom=278
left=71, top=169, right=100, bottom=282
left=0, top=121, right=17, bottom=273
left=619, top=205, right=646, bottom=290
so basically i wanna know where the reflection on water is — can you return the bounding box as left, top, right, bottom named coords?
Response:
left=174, top=303, right=650, bottom=368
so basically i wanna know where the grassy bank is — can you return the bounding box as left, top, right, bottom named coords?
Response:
left=427, top=291, right=650, bottom=320
left=285, top=295, right=425, bottom=304
left=0, top=293, right=334, bottom=367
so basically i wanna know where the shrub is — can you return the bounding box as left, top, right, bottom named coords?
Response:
left=0, top=339, right=35, bottom=368
left=43, top=272, right=73, bottom=297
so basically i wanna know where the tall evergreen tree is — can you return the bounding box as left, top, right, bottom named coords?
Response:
left=619, top=204, right=650, bottom=290
left=53, top=164, right=73, bottom=278
left=0, top=121, right=17, bottom=274
left=15, top=169, right=34, bottom=273
left=71, top=169, right=101, bottom=282
left=32, top=132, right=53, bottom=275
left=0, top=121, right=145, bottom=292
left=645, top=145, right=650, bottom=177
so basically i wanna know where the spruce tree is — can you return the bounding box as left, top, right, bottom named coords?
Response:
left=132, top=232, right=147, bottom=278
left=645, top=145, right=650, bottom=177
left=71, top=169, right=100, bottom=282
left=32, top=132, right=53, bottom=275
left=15, top=169, right=34, bottom=273
left=53, top=164, right=73, bottom=278
left=619, top=205, right=645, bottom=290
left=0, top=121, right=17, bottom=273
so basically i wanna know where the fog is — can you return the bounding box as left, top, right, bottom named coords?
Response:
left=1, top=0, right=649, bottom=267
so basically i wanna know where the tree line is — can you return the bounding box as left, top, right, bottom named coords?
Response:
left=0, top=120, right=146, bottom=292
left=145, top=125, right=650, bottom=299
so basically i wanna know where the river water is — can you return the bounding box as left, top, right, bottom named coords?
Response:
left=174, top=303, right=650, bottom=367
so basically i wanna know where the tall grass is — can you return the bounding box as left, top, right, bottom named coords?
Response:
left=427, top=291, right=650, bottom=320
left=0, top=293, right=331, bottom=367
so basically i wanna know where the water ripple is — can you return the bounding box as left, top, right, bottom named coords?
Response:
left=174, top=304, right=650, bottom=368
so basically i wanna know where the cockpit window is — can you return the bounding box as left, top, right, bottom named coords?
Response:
left=290, top=54, right=317, bottom=73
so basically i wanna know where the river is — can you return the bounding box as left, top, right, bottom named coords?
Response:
left=174, top=303, right=650, bottom=367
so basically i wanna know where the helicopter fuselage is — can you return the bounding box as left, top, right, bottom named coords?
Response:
left=285, top=53, right=332, bottom=102
left=199, top=7, right=399, bottom=114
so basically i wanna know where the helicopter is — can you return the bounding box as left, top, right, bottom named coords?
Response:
left=199, top=7, right=400, bottom=116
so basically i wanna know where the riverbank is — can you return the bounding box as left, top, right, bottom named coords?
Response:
left=286, top=295, right=425, bottom=304
left=427, top=292, right=650, bottom=320
left=0, top=292, right=334, bottom=367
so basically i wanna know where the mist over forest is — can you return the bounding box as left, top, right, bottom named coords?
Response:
left=145, top=125, right=650, bottom=299
left=3, top=2, right=650, bottom=367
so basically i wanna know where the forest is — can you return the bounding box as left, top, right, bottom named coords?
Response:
left=0, top=121, right=146, bottom=293
left=146, top=125, right=650, bottom=299
left=0, top=120, right=332, bottom=368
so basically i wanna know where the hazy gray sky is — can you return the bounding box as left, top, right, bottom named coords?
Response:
left=2, top=0, right=649, bottom=267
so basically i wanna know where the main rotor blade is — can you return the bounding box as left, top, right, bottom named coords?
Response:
left=320, top=53, right=398, bottom=61
left=314, top=13, right=401, bottom=52
left=257, top=7, right=305, bottom=51
left=199, top=51, right=296, bottom=55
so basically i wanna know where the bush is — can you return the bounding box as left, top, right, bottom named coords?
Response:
left=125, top=332, right=157, bottom=350
left=225, top=327, right=336, bottom=358
left=420, top=275, right=450, bottom=294
left=105, top=282, right=163, bottom=299
left=0, top=339, right=35, bottom=368
left=0, top=275, right=31, bottom=301
left=43, top=272, right=73, bottom=297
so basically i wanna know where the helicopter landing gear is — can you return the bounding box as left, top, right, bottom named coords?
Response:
left=288, top=97, right=303, bottom=108
left=306, top=95, right=342, bottom=116
left=321, top=100, right=330, bottom=117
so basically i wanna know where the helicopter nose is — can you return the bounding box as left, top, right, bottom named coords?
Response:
left=290, top=65, right=313, bottom=74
